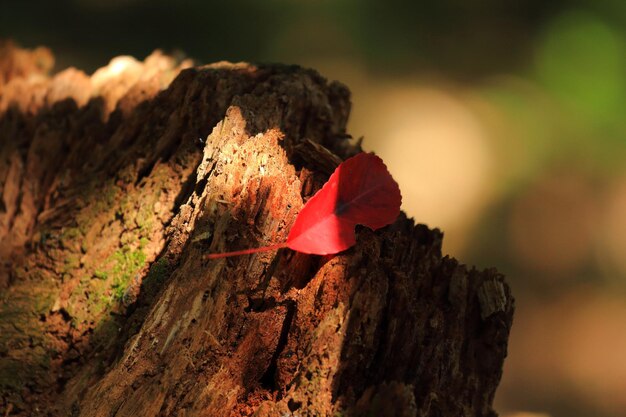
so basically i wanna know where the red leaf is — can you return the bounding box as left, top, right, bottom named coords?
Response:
left=286, top=152, right=401, bottom=254
left=207, top=152, right=401, bottom=258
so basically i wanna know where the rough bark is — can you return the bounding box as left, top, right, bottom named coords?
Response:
left=0, top=42, right=514, bottom=417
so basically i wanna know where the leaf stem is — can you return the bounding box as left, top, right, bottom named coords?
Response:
left=205, top=242, right=288, bottom=259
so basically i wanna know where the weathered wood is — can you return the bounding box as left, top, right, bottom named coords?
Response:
left=0, top=43, right=513, bottom=417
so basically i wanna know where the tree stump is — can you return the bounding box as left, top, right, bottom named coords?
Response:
left=0, top=42, right=514, bottom=417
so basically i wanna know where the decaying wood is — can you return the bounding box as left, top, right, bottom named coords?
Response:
left=0, top=42, right=514, bottom=417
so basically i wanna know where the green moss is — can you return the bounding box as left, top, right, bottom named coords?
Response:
left=87, top=279, right=111, bottom=316
left=136, top=200, right=157, bottom=234
left=93, top=270, right=108, bottom=280
left=110, top=247, right=147, bottom=301
left=66, top=245, right=147, bottom=324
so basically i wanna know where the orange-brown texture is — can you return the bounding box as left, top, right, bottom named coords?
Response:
left=0, top=42, right=513, bottom=417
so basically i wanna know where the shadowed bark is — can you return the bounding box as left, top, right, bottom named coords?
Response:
left=0, top=42, right=514, bottom=417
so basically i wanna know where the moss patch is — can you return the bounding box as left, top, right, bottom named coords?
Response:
left=110, top=246, right=147, bottom=301
left=66, top=245, right=148, bottom=325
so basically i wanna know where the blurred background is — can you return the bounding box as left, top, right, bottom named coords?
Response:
left=2, top=1, right=625, bottom=416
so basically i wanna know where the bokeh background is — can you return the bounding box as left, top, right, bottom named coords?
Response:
left=2, top=1, right=625, bottom=416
